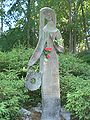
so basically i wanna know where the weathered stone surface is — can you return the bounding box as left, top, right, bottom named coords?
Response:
left=19, top=108, right=31, bottom=120
left=25, top=7, right=70, bottom=120
left=20, top=106, right=41, bottom=120
left=20, top=107, right=70, bottom=120
left=61, top=108, right=70, bottom=120
left=39, top=7, right=61, bottom=120
left=25, top=72, right=41, bottom=91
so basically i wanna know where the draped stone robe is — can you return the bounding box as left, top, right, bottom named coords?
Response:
left=41, top=30, right=61, bottom=120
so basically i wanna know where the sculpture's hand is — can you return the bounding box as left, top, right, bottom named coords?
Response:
left=54, top=44, right=64, bottom=53
left=54, top=30, right=64, bottom=53
left=49, top=29, right=64, bottom=53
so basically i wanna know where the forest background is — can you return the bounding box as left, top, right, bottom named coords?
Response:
left=0, top=0, right=90, bottom=120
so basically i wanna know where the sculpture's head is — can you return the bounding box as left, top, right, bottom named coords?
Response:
left=40, top=7, right=58, bottom=41
left=40, top=7, right=56, bottom=29
left=40, top=7, right=55, bottom=21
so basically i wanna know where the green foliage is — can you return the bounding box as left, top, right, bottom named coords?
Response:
left=0, top=47, right=41, bottom=120
left=1, top=0, right=90, bottom=51
left=61, top=75, right=90, bottom=120
left=59, top=53, right=90, bottom=80
left=0, top=0, right=38, bottom=51
left=0, top=71, right=29, bottom=120
left=59, top=53, right=90, bottom=120
left=77, top=50, right=90, bottom=64
left=0, top=72, right=41, bottom=120
left=0, top=47, right=33, bottom=72
left=0, top=28, right=31, bottom=51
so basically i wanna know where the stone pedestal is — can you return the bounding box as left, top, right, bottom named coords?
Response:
left=20, top=106, right=70, bottom=120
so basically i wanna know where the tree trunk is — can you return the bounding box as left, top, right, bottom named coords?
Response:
left=73, top=31, right=76, bottom=53
left=0, top=0, right=3, bottom=36
left=32, top=0, right=36, bottom=46
left=73, top=2, right=77, bottom=53
left=27, top=0, right=31, bottom=47
left=68, top=0, right=73, bottom=52
left=81, top=0, right=90, bottom=50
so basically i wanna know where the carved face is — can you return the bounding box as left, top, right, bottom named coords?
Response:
left=42, top=9, right=54, bottom=22
left=46, top=12, right=53, bottom=21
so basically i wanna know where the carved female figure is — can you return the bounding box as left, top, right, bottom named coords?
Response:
left=25, top=7, right=64, bottom=120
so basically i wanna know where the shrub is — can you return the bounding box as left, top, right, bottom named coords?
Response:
left=77, top=50, right=90, bottom=64
left=61, top=75, right=90, bottom=120
left=0, top=48, right=41, bottom=120
left=0, top=48, right=90, bottom=120
left=59, top=53, right=90, bottom=120
left=0, top=47, right=33, bottom=71
left=59, top=53, right=90, bottom=80
left=0, top=72, right=30, bottom=120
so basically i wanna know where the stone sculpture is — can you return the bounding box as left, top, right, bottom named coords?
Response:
left=25, top=7, right=70, bottom=120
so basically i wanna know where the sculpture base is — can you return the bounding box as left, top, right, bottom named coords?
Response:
left=41, top=98, right=61, bottom=120
left=20, top=104, right=70, bottom=120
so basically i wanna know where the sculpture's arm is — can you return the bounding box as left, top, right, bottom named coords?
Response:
left=25, top=37, right=45, bottom=91
left=28, top=36, right=46, bottom=67
left=54, top=30, right=64, bottom=53
left=54, top=43, right=64, bottom=53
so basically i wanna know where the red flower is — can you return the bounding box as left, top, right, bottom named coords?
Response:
left=46, top=54, right=50, bottom=59
left=44, top=47, right=52, bottom=51
left=49, top=47, right=52, bottom=51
